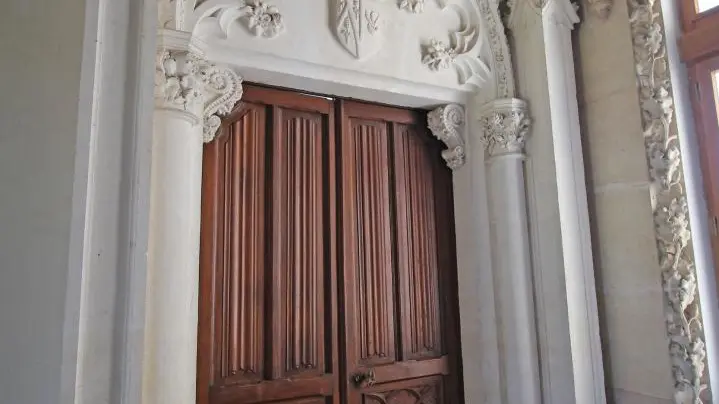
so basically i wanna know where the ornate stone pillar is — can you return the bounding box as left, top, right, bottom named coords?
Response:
left=144, top=30, right=242, bottom=404
left=478, top=98, right=541, bottom=404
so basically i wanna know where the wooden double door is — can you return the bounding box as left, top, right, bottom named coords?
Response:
left=198, top=85, right=463, bottom=404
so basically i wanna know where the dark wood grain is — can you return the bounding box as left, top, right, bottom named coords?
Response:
left=393, top=123, right=443, bottom=361
left=339, top=101, right=462, bottom=404
left=199, top=86, right=463, bottom=404
left=340, top=113, right=397, bottom=371
left=198, top=86, right=337, bottom=404
left=271, top=107, right=326, bottom=379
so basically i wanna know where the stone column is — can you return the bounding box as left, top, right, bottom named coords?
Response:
left=542, top=1, right=606, bottom=402
left=145, top=31, right=242, bottom=404
left=479, top=98, right=541, bottom=404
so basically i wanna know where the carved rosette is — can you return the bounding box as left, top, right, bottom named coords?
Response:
left=477, top=98, right=531, bottom=157
left=398, top=0, right=425, bottom=13
left=422, top=39, right=458, bottom=71
left=155, top=49, right=243, bottom=143
left=428, top=104, right=466, bottom=170
left=628, top=0, right=710, bottom=400
left=241, top=0, right=284, bottom=38
left=213, top=0, right=285, bottom=39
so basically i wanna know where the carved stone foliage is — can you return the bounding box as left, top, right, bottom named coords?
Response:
left=399, top=0, right=426, bottom=13
left=428, top=104, right=466, bottom=170
left=423, top=39, right=458, bottom=71
left=628, top=0, right=710, bottom=400
left=212, top=0, right=285, bottom=38
left=155, top=49, right=243, bottom=143
left=477, top=98, right=530, bottom=157
left=477, top=0, right=515, bottom=98
left=241, top=0, right=284, bottom=37
left=420, top=3, right=492, bottom=90
left=332, top=0, right=384, bottom=59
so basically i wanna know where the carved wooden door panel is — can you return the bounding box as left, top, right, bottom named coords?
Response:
left=199, top=87, right=462, bottom=404
left=339, top=101, right=462, bottom=404
left=198, top=86, right=340, bottom=404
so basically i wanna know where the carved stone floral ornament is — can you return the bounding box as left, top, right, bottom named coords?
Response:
left=428, top=104, right=466, bottom=170
left=478, top=98, right=531, bottom=157
left=240, top=0, right=284, bottom=38
left=627, top=0, right=711, bottom=399
left=211, top=0, right=285, bottom=39
left=155, top=49, right=243, bottom=143
left=423, top=39, right=459, bottom=71
left=399, top=0, right=425, bottom=13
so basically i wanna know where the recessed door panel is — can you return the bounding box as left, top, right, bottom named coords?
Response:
left=340, top=117, right=397, bottom=369
left=393, top=123, right=443, bottom=362
left=339, top=101, right=460, bottom=404
left=199, top=87, right=338, bottom=404
left=271, top=108, right=326, bottom=380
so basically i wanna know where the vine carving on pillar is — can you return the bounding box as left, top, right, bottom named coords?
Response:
left=478, top=0, right=516, bottom=98
left=428, top=104, right=466, bottom=170
left=155, top=49, right=243, bottom=143
left=628, top=0, right=710, bottom=399
left=477, top=98, right=531, bottom=157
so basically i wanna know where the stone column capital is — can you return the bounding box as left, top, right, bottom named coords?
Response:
left=154, top=48, right=243, bottom=143
left=477, top=98, right=531, bottom=158
left=428, top=104, right=466, bottom=170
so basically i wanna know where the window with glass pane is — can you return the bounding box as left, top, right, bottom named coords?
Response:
left=696, top=0, right=719, bottom=13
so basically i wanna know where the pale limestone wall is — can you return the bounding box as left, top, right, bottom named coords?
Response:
left=0, top=0, right=87, bottom=403
left=575, top=4, right=674, bottom=403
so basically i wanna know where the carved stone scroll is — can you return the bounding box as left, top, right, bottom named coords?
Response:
left=428, top=104, right=466, bottom=170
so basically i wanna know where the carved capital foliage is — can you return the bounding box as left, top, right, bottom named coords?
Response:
left=155, top=49, right=243, bottom=143
left=428, top=104, right=466, bottom=170
left=477, top=98, right=530, bottom=157
left=627, top=0, right=710, bottom=399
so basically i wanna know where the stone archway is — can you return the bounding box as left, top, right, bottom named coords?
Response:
left=141, top=1, right=605, bottom=403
